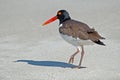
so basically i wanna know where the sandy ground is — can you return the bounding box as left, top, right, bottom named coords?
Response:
left=0, top=0, right=120, bottom=80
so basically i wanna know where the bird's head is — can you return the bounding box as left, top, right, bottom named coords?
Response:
left=42, top=10, right=71, bottom=26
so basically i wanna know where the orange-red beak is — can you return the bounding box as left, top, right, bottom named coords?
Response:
left=42, top=16, right=57, bottom=26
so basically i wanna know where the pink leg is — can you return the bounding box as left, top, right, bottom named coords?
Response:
left=68, top=47, right=80, bottom=64
left=78, top=45, right=85, bottom=68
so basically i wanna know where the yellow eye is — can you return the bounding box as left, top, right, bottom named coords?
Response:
left=58, top=12, right=62, bottom=15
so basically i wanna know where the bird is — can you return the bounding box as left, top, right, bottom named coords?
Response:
left=42, top=10, right=105, bottom=68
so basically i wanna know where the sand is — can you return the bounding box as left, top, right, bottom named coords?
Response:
left=0, top=0, right=120, bottom=80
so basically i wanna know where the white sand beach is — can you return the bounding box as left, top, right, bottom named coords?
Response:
left=0, top=0, right=120, bottom=80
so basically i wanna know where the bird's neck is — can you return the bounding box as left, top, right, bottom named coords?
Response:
left=59, top=17, right=71, bottom=24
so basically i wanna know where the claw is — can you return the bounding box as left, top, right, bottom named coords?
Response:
left=71, top=66, right=80, bottom=69
left=71, top=66, right=86, bottom=69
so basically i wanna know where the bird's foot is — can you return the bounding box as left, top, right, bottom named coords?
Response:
left=71, top=66, right=81, bottom=69
left=71, top=66, right=86, bottom=69
left=68, top=56, right=74, bottom=64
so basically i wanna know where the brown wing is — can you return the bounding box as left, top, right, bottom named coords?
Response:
left=59, top=19, right=105, bottom=41
left=88, top=30, right=105, bottom=41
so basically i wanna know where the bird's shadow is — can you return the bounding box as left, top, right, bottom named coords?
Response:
left=15, top=60, right=86, bottom=69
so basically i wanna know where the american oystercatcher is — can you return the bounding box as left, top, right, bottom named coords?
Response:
left=42, top=10, right=105, bottom=68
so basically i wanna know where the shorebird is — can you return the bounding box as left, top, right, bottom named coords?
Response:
left=42, top=10, right=105, bottom=68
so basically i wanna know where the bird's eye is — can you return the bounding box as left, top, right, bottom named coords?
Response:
left=58, top=12, right=62, bottom=15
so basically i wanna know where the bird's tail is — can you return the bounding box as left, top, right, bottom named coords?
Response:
left=94, top=40, right=105, bottom=46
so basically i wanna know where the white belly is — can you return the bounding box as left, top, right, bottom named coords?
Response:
left=60, top=34, right=94, bottom=46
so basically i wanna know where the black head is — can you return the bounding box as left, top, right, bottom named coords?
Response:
left=42, top=10, right=71, bottom=26
left=56, top=10, right=71, bottom=24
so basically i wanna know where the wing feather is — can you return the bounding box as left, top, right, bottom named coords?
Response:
left=59, top=20, right=105, bottom=42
